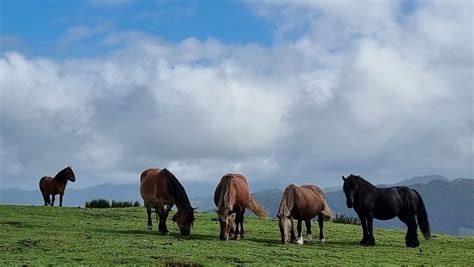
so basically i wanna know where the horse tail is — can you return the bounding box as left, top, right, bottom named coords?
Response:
left=414, top=190, right=431, bottom=240
left=320, top=199, right=333, bottom=221
left=248, top=196, right=267, bottom=219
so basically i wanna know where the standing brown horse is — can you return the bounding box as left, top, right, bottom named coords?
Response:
left=214, top=173, right=267, bottom=240
left=140, top=168, right=196, bottom=236
left=277, top=184, right=332, bottom=245
left=39, top=166, right=76, bottom=207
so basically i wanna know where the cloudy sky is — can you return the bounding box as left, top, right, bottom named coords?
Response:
left=0, top=0, right=472, bottom=190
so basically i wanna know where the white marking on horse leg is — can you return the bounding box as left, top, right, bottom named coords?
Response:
left=304, top=234, right=312, bottom=243
left=320, top=238, right=325, bottom=244
left=296, top=236, right=304, bottom=245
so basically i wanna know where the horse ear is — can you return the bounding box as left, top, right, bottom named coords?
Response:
left=342, top=175, right=346, bottom=181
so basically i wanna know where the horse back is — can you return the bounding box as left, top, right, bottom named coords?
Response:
left=214, top=174, right=250, bottom=209
left=293, top=185, right=326, bottom=219
left=140, top=168, right=172, bottom=206
left=367, top=186, right=419, bottom=219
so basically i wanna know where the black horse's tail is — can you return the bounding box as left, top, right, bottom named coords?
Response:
left=414, top=190, right=431, bottom=240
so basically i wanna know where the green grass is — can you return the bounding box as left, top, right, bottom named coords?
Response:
left=0, top=205, right=472, bottom=265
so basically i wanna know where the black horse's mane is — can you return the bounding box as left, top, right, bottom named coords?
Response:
left=162, top=169, right=191, bottom=209
left=347, top=174, right=376, bottom=192
left=54, top=167, right=72, bottom=184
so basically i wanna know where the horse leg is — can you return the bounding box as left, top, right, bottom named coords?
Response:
left=234, top=209, right=241, bottom=240
left=303, top=219, right=312, bottom=243
left=146, top=206, right=152, bottom=230
left=318, top=214, right=325, bottom=244
left=59, top=193, right=64, bottom=207
left=156, top=206, right=168, bottom=234
left=51, top=194, right=56, bottom=206
left=359, top=215, right=370, bottom=245
left=296, top=219, right=304, bottom=244
left=399, top=215, right=420, bottom=247
left=42, top=193, right=50, bottom=206
left=290, top=219, right=296, bottom=243
left=239, top=208, right=246, bottom=239
left=366, top=215, right=375, bottom=246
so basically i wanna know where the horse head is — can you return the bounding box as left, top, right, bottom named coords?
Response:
left=215, top=207, right=233, bottom=240
left=342, top=175, right=357, bottom=208
left=65, top=166, right=76, bottom=182
left=172, top=206, right=196, bottom=236
left=277, top=212, right=292, bottom=244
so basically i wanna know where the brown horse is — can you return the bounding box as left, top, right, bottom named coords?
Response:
left=277, top=184, right=332, bottom=245
left=214, top=173, right=267, bottom=240
left=140, top=168, right=196, bottom=236
left=39, top=166, right=76, bottom=207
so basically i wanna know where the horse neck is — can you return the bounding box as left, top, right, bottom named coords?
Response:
left=217, top=178, right=232, bottom=213
left=278, top=187, right=293, bottom=216
left=53, top=173, right=68, bottom=187
left=355, top=178, right=376, bottom=194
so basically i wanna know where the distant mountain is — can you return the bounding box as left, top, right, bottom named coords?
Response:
left=393, top=175, right=450, bottom=186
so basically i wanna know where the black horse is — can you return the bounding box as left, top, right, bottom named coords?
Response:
left=342, top=174, right=430, bottom=247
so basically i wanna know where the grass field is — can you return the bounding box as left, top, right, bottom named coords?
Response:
left=1, top=205, right=472, bottom=265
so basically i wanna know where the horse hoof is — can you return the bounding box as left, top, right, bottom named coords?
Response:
left=304, top=234, right=312, bottom=243
left=147, top=226, right=152, bottom=231
left=296, top=237, right=304, bottom=245
left=319, top=239, right=325, bottom=244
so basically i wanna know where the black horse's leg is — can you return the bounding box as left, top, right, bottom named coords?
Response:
left=359, top=215, right=369, bottom=245
left=146, top=206, right=152, bottom=230
left=318, top=214, right=325, bottom=243
left=296, top=219, right=303, bottom=244
left=399, top=215, right=420, bottom=247
left=304, top=219, right=312, bottom=243
left=366, top=215, right=375, bottom=246
left=59, top=193, right=64, bottom=207
left=290, top=219, right=296, bottom=243
left=51, top=194, right=55, bottom=206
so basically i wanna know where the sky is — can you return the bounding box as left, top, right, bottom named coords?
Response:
left=0, top=0, right=472, bottom=190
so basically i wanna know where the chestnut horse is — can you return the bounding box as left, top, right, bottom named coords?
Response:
left=39, top=166, right=76, bottom=207
left=214, top=173, right=267, bottom=240
left=277, top=184, right=332, bottom=245
left=140, top=168, right=196, bottom=236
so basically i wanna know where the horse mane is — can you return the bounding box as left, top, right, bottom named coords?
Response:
left=348, top=174, right=376, bottom=191
left=54, top=167, right=71, bottom=184
left=278, top=184, right=296, bottom=217
left=162, top=169, right=191, bottom=209
left=218, top=175, right=233, bottom=213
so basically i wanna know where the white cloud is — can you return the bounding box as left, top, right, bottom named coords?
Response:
left=0, top=0, right=472, bottom=190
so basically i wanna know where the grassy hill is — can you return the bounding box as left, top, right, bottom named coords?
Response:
left=1, top=205, right=472, bottom=265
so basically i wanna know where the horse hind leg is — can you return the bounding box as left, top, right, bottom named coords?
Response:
left=296, top=219, right=304, bottom=245
left=318, top=214, right=325, bottom=244
left=399, top=215, right=420, bottom=248
left=42, top=193, right=50, bottom=206
left=146, top=206, right=152, bottom=230
left=304, top=219, right=312, bottom=243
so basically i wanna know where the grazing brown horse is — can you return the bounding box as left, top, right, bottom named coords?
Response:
left=277, top=184, right=332, bottom=245
left=39, top=166, right=76, bottom=207
left=140, top=168, right=196, bottom=236
left=214, top=173, right=267, bottom=240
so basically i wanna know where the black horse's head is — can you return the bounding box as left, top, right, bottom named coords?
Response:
left=60, top=166, right=76, bottom=182
left=172, top=206, right=196, bottom=236
left=342, top=175, right=358, bottom=208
